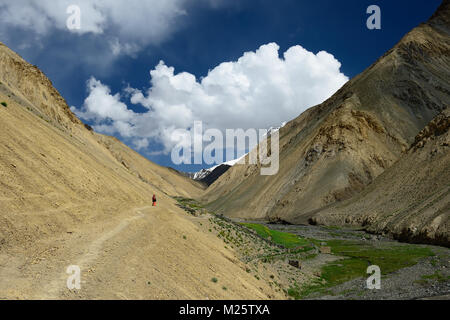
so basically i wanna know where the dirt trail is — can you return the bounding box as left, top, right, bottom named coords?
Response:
left=39, top=206, right=153, bottom=299
left=0, top=203, right=282, bottom=300
left=0, top=38, right=279, bottom=300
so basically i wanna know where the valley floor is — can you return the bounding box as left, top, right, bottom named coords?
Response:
left=174, top=197, right=450, bottom=300
left=253, top=223, right=450, bottom=300
left=1, top=196, right=448, bottom=300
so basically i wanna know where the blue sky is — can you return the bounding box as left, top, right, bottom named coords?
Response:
left=0, top=0, right=442, bottom=172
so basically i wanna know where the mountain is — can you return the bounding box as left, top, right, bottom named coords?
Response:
left=311, top=108, right=449, bottom=246
left=187, top=124, right=287, bottom=186
left=186, top=155, right=246, bottom=185
left=198, top=164, right=232, bottom=186
left=201, top=1, right=450, bottom=244
left=0, top=41, right=281, bottom=299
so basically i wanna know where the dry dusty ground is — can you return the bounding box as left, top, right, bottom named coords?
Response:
left=0, top=40, right=285, bottom=300
left=0, top=201, right=285, bottom=300
left=201, top=2, right=450, bottom=247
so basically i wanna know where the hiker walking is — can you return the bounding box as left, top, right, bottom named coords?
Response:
left=152, top=194, right=157, bottom=206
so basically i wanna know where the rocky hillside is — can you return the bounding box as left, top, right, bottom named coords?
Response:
left=0, top=41, right=283, bottom=299
left=0, top=42, right=81, bottom=132
left=201, top=0, right=450, bottom=239
left=311, top=108, right=449, bottom=246
left=0, top=40, right=206, bottom=248
left=199, top=164, right=232, bottom=186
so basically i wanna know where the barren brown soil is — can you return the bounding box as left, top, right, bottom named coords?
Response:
left=201, top=1, right=450, bottom=245
left=311, top=109, right=449, bottom=246
left=0, top=204, right=284, bottom=299
left=0, top=41, right=281, bottom=300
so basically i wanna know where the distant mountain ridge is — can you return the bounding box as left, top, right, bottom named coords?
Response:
left=185, top=157, right=243, bottom=186
left=311, top=108, right=449, bottom=246
left=186, top=123, right=287, bottom=186
left=0, top=38, right=279, bottom=299
left=201, top=0, right=450, bottom=245
left=0, top=39, right=205, bottom=246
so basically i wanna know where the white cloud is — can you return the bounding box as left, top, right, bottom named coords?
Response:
left=73, top=43, right=348, bottom=155
left=84, top=78, right=135, bottom=122
left=76, top=77, right=137, bottom=137
left=0, top=1, right=105, bottom=34
left=0, top=0, right=196, bottom=55
left=133, top=138, right=150, bottom=150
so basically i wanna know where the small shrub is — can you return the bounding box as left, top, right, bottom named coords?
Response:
left=1, top=102, right=7, bottom=107
left=211, top=277, right=218, bottom=283
left=287, top=286, right=301, bottom=300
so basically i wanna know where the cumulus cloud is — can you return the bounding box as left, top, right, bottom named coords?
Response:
left=74, top=77, right=137, bottom=137
left=0, top=0, right=212, bottom=56
left=0, top=1, right=106, bottom=35
left=73, top=43, right=348, bottom=156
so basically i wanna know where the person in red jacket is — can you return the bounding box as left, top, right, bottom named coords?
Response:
left=152, top=194, right=157, bottom=206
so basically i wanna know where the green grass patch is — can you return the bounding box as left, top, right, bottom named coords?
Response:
left=413, top=279, right=429, bottom=286
left=304, top=253, right=318, bottom=260
left=174, top=197, right=205, bottom=215
left=297, top=240, right=435, bottom=299
left=421, top=271, right=449, bottom=283
left=326, top=240, right=435, bottom=274
left=224, top=223, right=436, bottom=300
left=241, top=223, right=309, bottom=248
left=287, top=285, right=302, bottom=300
left=174, top=197, right=204, bottom=209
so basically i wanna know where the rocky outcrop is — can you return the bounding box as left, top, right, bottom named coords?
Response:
left=311, top=109, right=449, bottom=246
left=411, top=108, right=450, bottom=150
left=0, top=42, right=82, bottom=133
left=202, top=0, right=450, bottom=233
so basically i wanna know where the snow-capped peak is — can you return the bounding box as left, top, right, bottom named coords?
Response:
left=189, top=121, right=286, bottom=182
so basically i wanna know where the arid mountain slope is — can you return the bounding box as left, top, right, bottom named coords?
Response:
left=0, top=42, right=279, bottom=299
left=0, top=39, right=203, bottom=230
left=310, top=108, right=449, bottom=246
left=95, top=134, right=205, bottom=198
left=0, top=42, right=81, bottom=132
left=202, top=1, right=450, bottom=227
